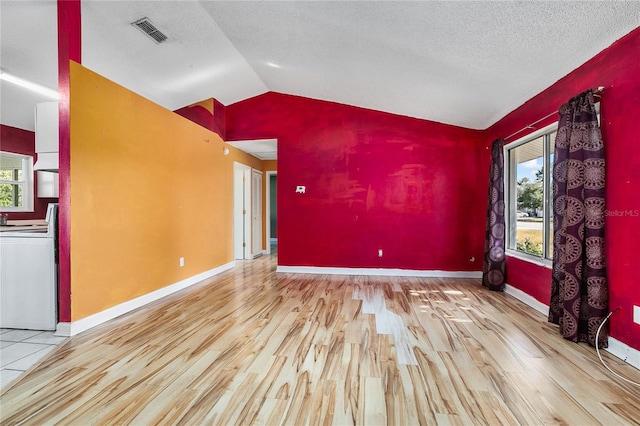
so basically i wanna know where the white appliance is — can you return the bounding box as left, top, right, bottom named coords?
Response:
left=0, top=203, right=58, bottom=330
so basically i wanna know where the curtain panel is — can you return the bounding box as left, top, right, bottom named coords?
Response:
left=482, top=139, right=506, bottom=291
left=548, top=89, right=608, bottom=348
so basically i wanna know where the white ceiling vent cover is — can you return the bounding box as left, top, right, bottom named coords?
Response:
left=131, top=17, right=168, bottom=44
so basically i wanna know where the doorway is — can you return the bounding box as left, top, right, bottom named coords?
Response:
left=266, top=171, right=277, bottom=254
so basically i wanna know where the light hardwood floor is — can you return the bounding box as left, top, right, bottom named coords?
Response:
left=1, top=252, right=639, bottom=425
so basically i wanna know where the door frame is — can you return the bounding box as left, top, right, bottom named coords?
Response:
left=265, top=170, right=277, bottom=255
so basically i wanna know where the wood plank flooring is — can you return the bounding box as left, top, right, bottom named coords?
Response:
left=1, top=252, right=639, bottom=425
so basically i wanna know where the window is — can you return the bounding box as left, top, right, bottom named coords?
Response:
left=0, top=152, right=34, bottom=212
left=505, top=105, right=600, bottom=262
left=505, top=124, right=556, bottom=261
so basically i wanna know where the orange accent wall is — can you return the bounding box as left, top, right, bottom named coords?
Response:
left=262, top=160, right=277, bottom=172
left=68, top=62, right=259, bottom=320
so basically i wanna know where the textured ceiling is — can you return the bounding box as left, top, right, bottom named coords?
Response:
left=204, top=1, right=640, bottom=129
left=1, top=0, right=59, bottom=131
left=81, top=1, right=268, bottom=110
left=1, top=1, right=639, bottom=133
left=228, top=139, right=277, bottom=160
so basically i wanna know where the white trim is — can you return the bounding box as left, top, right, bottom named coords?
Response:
left=504, top=284, right=549, bottom=315
left=607, top=338, right=640, bottom=371
left=54, top=261, right=235, bottom=337
left=276, top=265, right=482, bottom=278
left=506, top=251, right=552, bottom=269
left=54, top=322, right=71, bottom=336
left=504, top=283, right=640, bottom=371
left=504, top=122, right=558, bottom=149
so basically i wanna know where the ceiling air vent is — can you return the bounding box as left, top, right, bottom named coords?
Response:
left=131, top=17, right=168, bottom=44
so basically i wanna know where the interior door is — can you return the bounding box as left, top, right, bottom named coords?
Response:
left=233, top=162, right=251, bottom=259
left=252, top=170, right=263, bottom=257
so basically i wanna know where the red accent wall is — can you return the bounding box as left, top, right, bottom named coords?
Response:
left=214, top=99, right=227, bottom=141
left=0, top=125, right=54, bottom=220
left=486, top=28, right=640, bottom=350
left=227, top=93, right=486, bottom=271
left=174, top=99, right=227, bottom=140
left=505, top=257, right=552, bottom=304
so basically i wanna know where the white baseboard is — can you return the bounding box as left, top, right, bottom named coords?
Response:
left=607, top=338, right=640, bottom=371
left=55, top=261, right=235, bottom=337
left=504, top=284, right=549, bottom=315
left=54, top=322, right=71, bottom=336
left=276, top=265, right=482, bottom=278
left=504, top=283, right=640, bottom=371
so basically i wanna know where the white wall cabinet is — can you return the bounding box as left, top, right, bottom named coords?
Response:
left=34, top=101, right=59, bottom=170
left=37, top=171, right=59, bottom=198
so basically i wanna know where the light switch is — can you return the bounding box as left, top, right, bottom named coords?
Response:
left=296, top=185, right=306, bottom=193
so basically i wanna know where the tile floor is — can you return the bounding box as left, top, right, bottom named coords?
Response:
left=0, top=329, right=67, bottom=391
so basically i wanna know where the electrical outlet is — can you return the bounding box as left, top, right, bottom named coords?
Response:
left=634, top=305, right=640, bottom=325
left=179, top=257, right=185, bottom=267
left=378, top=249, right=383, bottom=257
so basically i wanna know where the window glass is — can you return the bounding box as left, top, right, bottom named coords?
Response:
left=0, top=183, right=22, bottom=207
left=512, top=136, right=544, bottom=256
left=506, top=128, right=555, bottom=260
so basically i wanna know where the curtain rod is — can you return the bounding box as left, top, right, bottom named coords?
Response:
left=503, top=86, right=604, bottom=142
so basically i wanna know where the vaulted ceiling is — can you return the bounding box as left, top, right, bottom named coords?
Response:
left=2, top=1, right=639, bottom=133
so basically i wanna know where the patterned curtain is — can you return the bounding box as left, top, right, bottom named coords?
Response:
left=482, top=139, right=506, bottom=291
left=548, top=90, right=608, bottom=348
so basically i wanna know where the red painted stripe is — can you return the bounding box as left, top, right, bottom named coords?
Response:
left=57, top=0, right=81, bottom=323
